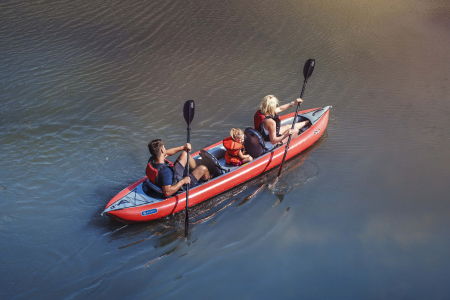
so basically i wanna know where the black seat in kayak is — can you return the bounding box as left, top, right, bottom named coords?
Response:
left=243, top=128, right=270, bottom=159
left=200, top=150, right=230, bottom=177
left=142, top=180, right=167, bottom=199
left=143, top=178, right=186, bottom=198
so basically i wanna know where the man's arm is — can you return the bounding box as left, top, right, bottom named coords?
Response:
left=162, top=177, right=190, bottom=197
left=165, top=143, right=191, bottom=157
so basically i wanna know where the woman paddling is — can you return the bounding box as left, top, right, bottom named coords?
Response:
left=254, top=95, right=310, bottom=149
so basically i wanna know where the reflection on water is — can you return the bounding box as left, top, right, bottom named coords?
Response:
left=2, top=0, right=450, bottom=298
left=270, top=161, right=319, bottom=195
left=108, top=133, right=328, bottom=254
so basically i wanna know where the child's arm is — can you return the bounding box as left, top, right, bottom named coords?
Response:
left=238, top=149, right=251, bottom=159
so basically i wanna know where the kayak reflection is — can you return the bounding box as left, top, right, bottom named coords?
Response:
left=107, top=131, right=328, bottom=251
left=237, top=131, right=327, bottom=205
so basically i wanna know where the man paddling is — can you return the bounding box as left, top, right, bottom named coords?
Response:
left=146, top=139, right=210, bottom=197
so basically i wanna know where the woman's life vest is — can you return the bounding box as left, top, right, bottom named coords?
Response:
left=145, top=157, right=178, bottom=187
left=253, top=110, right=281, bottom=142
left=223, top=136, right=244, bottom=165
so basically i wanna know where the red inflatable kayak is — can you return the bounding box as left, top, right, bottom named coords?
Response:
left=102, top=106, right=331, bottom=223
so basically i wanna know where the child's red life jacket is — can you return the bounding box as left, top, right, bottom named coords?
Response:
left=223, top=136, right=244, bottom=165
left=145, top=157, right=175, bottom=187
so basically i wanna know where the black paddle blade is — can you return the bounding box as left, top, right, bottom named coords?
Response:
left=183, top=100, right=195, bottom=125
left=303, top=59, right=315, bottom=80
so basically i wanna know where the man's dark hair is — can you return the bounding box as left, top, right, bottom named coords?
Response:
left=148, top=139, right=164, bottom=158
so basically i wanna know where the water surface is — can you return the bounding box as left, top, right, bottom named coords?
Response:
left=1, top=0, right=450, bottom=299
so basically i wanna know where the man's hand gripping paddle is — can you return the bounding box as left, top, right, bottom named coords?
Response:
left=183, top=100, right=195, bottom=238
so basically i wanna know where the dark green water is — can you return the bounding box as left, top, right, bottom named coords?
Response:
left=1, top=0, right=450, bottom=299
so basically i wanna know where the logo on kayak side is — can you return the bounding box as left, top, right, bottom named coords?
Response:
left=141, top=209, right=158, bottom=216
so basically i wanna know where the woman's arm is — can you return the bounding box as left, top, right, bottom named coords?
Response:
left=267, top=119, right=292, bottom=144
left=275, top=98, right=303, bottom=114
left=275, top=102, right=292, bottom=114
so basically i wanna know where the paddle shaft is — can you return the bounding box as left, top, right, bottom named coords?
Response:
left=277, top=80, right=307, bottom=177
left=184, top=125, right=190, bottom=237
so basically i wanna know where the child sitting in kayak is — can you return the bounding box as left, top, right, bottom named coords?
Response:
left=223, top=128, right=253, bottom=166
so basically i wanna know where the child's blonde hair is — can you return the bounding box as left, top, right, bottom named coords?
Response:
left=230, top=128, right=244, bottom=141
left=260, top=95, right=279, bottom=116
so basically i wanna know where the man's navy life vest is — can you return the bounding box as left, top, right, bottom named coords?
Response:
left=145, top=157, right=178, bottom=187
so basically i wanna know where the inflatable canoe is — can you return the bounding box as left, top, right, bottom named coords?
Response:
left=102, top=106, right=331, bottom=223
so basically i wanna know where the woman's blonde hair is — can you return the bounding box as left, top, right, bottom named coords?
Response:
left=260, top=95, right=279, bottom=116
left=230, top=128, right=244, bottom=141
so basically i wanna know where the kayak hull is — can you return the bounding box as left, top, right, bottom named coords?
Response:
left=103, top=107, right=330, bottom=223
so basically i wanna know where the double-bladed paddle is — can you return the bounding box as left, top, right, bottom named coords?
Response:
left=272, top=59, right=315, bottom=187
left=183, top=100, right=195, bottom=238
